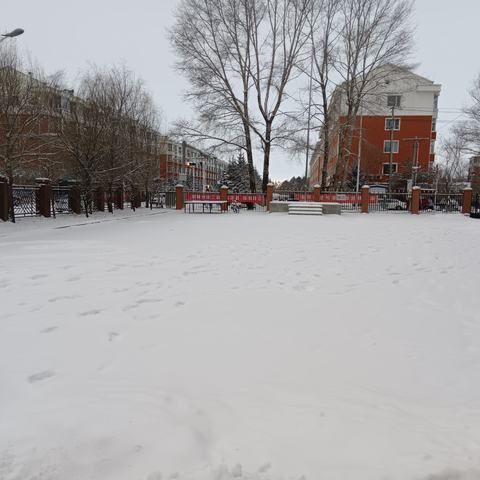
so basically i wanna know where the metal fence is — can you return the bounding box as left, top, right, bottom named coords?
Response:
left=369, top=193, right=411, bottom=213
left=472, top=193, right=480, bottom=218
left=419, top=193, right=463, bottom=213
left=52, top=187, right=72, bottom=215
left=273, top=190, right=466, bottom=215
left=12, top=185, right=39, bottom=217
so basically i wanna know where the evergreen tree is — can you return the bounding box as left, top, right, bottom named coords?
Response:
left=222, top=151, right=262, bottom=192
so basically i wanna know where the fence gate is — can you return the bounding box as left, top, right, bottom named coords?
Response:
left=165, top=191, right=176, bottom=208
left=12, top=185, right=39, bottom=217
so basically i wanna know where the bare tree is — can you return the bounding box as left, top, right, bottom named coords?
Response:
left=170, top=0, right=258, bottom=192
left=0, top=44, right=60, bottom=221
left=455, top=74, right=480, bottom=158
left=332, top=0, right=414, bottom=188
left=305, top=0, right=342, bottom=190
left=246, top=0, right=313, bottom=191
left=171, top=0, right=314, bottom=192
left=435, top=134, right=469, bottom=193
left=51, top=73, right=110, bottom=216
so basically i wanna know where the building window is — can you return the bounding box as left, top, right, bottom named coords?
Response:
left=432, top=118, right=437, bottom=132
left=433, top=94, right=439, bottom=111
left=382, top=163, right=398, bottom=175
left=385, top=118, right=401, bottom=131
left=384, top=140, right=399, bottom=153
left=387, top=95, right=401, bottom=108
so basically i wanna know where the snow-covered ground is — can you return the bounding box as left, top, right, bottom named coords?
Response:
left=1, top=211, right=480, bottom=480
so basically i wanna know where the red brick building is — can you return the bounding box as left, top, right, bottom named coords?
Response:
left=159, top=138, right=227, bottom=191
left=309, top=65, right=441, bottom=190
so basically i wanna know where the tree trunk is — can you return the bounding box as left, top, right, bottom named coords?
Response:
left=108, top=185, right=114, bottom=213
left=261, top=122, right=273, bottom=193
left=244, top=123, right=257, bottom=193
left=320, top=84, right=330, bottom=191
left=320, top=119, right=330, bottom=191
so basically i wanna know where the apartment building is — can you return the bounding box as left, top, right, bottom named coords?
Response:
left=159, top=139, right=227, bottom=191
left=309, top=65, right=441, bottom=190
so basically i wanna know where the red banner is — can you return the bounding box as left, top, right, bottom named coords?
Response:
left=186, top=193, right=221, bottom=201
left=293, top=192, right=314, bottom=201
left=228, top=194, right=265, bottom=205
left=186, top=192, right=265, bottom=205
left=292, top=192, right=362, bottom=203
left=319, top=193, right=361, bottom=203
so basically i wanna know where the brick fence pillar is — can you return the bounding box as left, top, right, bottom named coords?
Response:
left=411, top=186, right=420, bottom=215
left=176, top=184, right=184, bottom=210
left=36, top=179, right=52, bottom=218
left=0, top=177, right=8, bottom=221
left=313, top=184, right=321, bottom=203
left=96, top=188, right=105, bottom=212
left=361, top=185, right=370, bottom=214
left=115, top=186, right=124, bottom=210
left=69, top=186, right=82, bottom=214
left=463, top=187, right=473, bottom=215
left=220, top=185, right=228, bottom=212
left=266, top=182, right=274, bottom=211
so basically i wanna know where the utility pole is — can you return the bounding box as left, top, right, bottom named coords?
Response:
left=356, top=114, right=364, bottom=193
left=404, top=137, right=430, bottom=188
left=388, top=105, right=395, bottom=193
left=304, top=0, right=315, bottom=201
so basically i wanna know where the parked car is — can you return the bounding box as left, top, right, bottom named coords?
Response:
left=385, top=199, right=407, bottom=210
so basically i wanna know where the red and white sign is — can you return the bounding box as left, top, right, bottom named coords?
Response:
left=186, top=193, right=221, bottom=201
left=228, top=194, right=265, bottom=205
left=319, top=193, right=361, bottom=203
left=186, top=192, right=265, bottom=205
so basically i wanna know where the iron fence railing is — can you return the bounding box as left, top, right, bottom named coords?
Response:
left=472, top=193, right=480, bottom=218
left=369, top=193, right=411, bottom=212
left=420, top=193, right=463, bottom=213
left=12, top=185, right=39, bottom=217
left=52, top=187, right=72, bottom=215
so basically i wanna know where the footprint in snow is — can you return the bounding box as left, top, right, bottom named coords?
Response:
left=41, top=326, right=58, bottom=334
left=66, top=275, right=82, bottom=282
left=79, top=309, right=101, bottom=317
left=28, top=370, right=55, bottom=383
left=147, top=473, right=163, bottom=480
left=30, top=274, right=48, bottom=280
left=108, top=332, right=119, bottom=342
left=258, top=463, right=271, bottom=473
left=49, top=295, right=79, bottom=303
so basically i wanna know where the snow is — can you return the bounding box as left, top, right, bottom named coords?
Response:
left=1, top=211, right=480, bottom=480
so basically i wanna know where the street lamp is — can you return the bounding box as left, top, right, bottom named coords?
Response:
left=0, top=28, right=25, bottom=44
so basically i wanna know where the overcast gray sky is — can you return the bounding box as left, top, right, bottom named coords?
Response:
left=3, top=0, right=479, bottom=181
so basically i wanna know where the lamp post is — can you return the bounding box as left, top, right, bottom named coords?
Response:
left=0, top=28, right=24, bottom=44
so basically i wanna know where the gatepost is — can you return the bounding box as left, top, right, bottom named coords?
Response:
left=0, top=176, right=8, bottom=221
left=266, top=183, right=274, bottom=211
left=361, top=185, right=370, bottom=214
left=176, top=184, right=184, bottom=210
left=220, top=185, right=228, bottom=212
left=313, top=184, right=321, bottom=203
left=411, top=186, right=420, bottom=215
left=463, top=187, right=473, bottom=215
left=36, top=178, right=52, bottom=218
left=69, top=184, right=82, bottom=214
